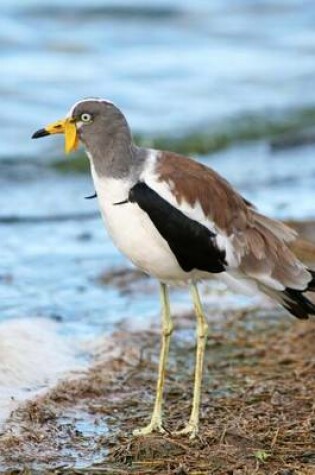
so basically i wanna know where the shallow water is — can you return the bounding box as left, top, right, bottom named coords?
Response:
left=0, top=317, right=80, bottom=425
left=2, top=0, right=315, bottom=158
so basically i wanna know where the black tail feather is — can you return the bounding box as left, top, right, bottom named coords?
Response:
left=282, top=287, right=315, bottom=319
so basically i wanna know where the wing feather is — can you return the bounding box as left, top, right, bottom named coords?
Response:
left=146, top=150, right=312, bottom=292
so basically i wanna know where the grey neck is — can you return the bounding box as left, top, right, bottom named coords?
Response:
left=81, top=116, right=145, bottom=180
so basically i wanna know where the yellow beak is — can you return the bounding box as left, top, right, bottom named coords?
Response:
left=32, top=118, right=79, bottom=154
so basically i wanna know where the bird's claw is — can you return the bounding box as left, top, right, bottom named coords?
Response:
left=173, top=422, right=199, bottom=439
left=133, top=419, right=166, bottom=437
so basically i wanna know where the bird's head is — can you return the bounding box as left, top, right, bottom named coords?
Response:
left=32, top=98, right=130, bottom=155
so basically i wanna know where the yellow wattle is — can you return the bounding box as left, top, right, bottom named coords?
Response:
left=64, top=120, right=79, bottom=154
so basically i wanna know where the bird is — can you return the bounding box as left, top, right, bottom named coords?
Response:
left=32, top=98, right=315, bottom=439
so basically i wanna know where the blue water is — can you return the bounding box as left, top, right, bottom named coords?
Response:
left=2, top=0, right=315, bottom=158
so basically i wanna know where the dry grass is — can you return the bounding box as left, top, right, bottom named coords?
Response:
left=0, top=305, right=314, bottom=475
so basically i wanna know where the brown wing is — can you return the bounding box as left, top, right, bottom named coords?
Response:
left=156, top=151, right=251, bottom=234
left=156, top=151, right=310, bottom=290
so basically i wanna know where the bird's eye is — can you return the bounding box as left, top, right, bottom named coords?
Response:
left=80, top=113, right=92, bottom=123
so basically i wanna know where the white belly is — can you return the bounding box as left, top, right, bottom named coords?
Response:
left=91, top=173, right=191, bottom=282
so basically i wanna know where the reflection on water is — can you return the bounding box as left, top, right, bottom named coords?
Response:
left=2, top=0, right=315, bottom=158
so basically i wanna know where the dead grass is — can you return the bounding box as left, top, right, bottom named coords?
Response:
left=0, top=305, right=314, bottom=475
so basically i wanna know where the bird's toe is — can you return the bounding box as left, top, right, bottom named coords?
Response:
left=173, top=422, right=199, bottom=439
left=132, top=420, right=166, bottom=437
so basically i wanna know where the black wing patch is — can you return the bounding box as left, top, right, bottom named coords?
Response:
left=129, top=182, right=226, bottom=274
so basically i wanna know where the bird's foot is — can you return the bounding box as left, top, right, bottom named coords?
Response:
left=173, top=421, right=199, bottom=439
left=133, top=418, right=166, bottom=437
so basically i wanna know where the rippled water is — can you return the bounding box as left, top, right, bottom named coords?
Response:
left=2, top=0, right=315, bottom=158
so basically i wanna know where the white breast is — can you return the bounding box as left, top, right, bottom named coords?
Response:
left=90, top=167, right=191, bottom=282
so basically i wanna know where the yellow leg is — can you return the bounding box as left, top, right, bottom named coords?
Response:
left=133, top=283, right=173, bottom=436
left=174, top=283, right=208, bottom=439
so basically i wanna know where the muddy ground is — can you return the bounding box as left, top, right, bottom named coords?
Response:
left=1, top=302, right=314, bottom=475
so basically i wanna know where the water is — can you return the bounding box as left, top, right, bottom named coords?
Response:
left=1, top=0, right=315, bottom=424
left=2, top=0, right=315, bottom=158
left=0, top=317, right=80, bottom=424
left=206, top=142, right=315, bottom=220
